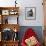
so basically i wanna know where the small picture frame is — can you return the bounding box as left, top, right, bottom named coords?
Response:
left=25, top=7, right=36, bottom=20
left=2, top=10, right=9, bottom=15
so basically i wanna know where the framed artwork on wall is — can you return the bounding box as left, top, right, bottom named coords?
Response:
left=25, top=7, right=36, bottom=20
left=2, top=10, right=9, bottom=15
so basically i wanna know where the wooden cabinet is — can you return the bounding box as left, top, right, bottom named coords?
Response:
left=0, top=7, right=19, bottom=46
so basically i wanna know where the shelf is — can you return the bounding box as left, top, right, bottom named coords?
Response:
left=0, top=7, right=19, bottom=15
left=0, top=24, right=19, bottom=32
left=1, top=40, right=19, bottom=46
left=0, top=7, right=19, bottom=10
left=2, top=40, right=19, bottom=43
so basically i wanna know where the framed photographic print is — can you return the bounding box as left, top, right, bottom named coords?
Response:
left=2, top=10, right=9, bottom=15
left=25, top=7, right=36, bottom=20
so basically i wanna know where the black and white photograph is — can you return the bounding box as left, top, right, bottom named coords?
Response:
left=25, top=7, right=36, bottom=20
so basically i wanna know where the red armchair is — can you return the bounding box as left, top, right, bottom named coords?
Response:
left=21, top=28, right=41, bottom=46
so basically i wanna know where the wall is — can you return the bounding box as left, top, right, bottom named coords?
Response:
left=0, top=0, right=44, bottom=44
left=0, top=0, right=44, bottom=26
left=18, top=0, right=44, bottom=26
left=18, top=26, right=44, bottom=43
